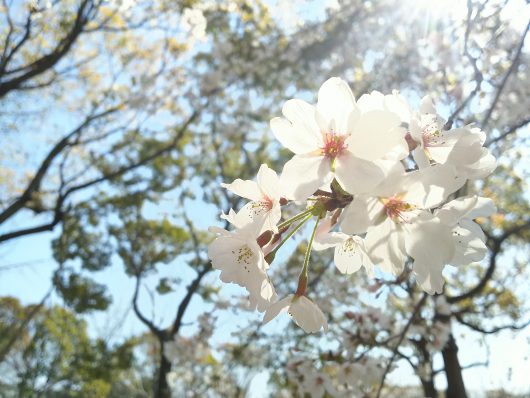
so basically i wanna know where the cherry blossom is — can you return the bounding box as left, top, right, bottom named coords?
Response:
left=313, top=218, right=374, bottom=276
left=208, top=76, right=497, bottom=331
left=263, top=294, right=328, bottom=333
left=221, top=163, right=283, bottom=233
left=208, top=218, right=276, bottom=312
left=408, top=96, right=496, bottom=178
left=435, top=195, right=496, bottom=266
left=341, top=165, right=464, bottom=294
left=271, top=77, right=408, bottom=201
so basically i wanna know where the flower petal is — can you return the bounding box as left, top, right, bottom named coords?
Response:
left=334, top=236, right=365, bottom=274
left=449, top=220, right=488, bottom=266
left=419, top=95, right=437, bottom=114
left=270, top=99, right=323, bottom=154
left=248, top=275, right=278, bottom=312
left=365, top=217, right=407, bottom=275
left=221, top=178, right=262, bottom=202
left=404, top=214, right=454, bottom=294
left=263, top=295, right=293, bottom=325
left=403, top=165, right=466, bottom=209
left=316, top=77, right=358, bottom=133
left=341, top=196, right=384, bottom=235
left=290, top=296, right=328, bottom=333
left=434, top=196, right=479, bottom=226
left=348, top=110, right=404, bottom=161
left=280, top=154, right=332, bottom=201
left=335, top=152, right=385, bottom=195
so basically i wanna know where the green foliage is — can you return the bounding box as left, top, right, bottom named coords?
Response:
left=54, top=270, right=112, bottom=313
left=0, top=297, right=137, bottom=397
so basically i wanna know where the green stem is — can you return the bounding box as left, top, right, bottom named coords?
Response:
left=295, top=215, right=321, bottom=297
left=277, top=207, right=315, bottom=230
left=301, top=215, right=321, bottom=278
left=265, top=214, right=313, bottom=263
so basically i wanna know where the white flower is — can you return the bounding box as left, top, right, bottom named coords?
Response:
left=181, top=8, right=207, bottom=42
left=287, top=359, right=336, bottom=398
left=208, top=220, right=276, bottom=311
left=271, top=77, right=408, bottom=201
left=341, top=165, right=463, bottom=294
left=434, top=195, right=495, bottom=266
left=313, top=218, right=374, bottom=276
left=337, top=357, right=385, bottom=393
left=408, top=96, right=496, bottom=178
left=357, top=89, right=413, bottom=124
left=221, top=164, right=282, bottom=233
left=263, top=294, right=328, bottom=333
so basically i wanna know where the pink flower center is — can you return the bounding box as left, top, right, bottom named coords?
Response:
left=381, top=196, right=414, bottom=222
left=321, top=132, right=347, bottom=159
left=422, top=120, right=446, bottom=148
left=251, top=197, right=273, bottom=216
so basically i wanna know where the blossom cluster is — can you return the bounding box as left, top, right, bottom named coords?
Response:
left=283, top=356, right=385, bottom=398
left=208, top=77, right=496, bottom=333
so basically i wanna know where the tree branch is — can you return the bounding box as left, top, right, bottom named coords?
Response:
left=375, top=293, right=428, bottom=398
left=132, top=273, right=164, bottom=339
left=480, top=20, right=530, bottom=129
left=0, top=107, right=119, bottom=226
left=0, top=0, right=96, bottom=98
left=447, top=219, right=530, bottom=304
left=169, top=263, right=212, bottom=336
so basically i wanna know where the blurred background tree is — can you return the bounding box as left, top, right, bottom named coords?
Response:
left=0, top=0, right=529, bottom=397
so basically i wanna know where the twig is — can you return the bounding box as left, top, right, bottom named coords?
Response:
left=375, top=293, right=428, bottom=398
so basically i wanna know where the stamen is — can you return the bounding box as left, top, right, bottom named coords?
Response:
left=381, top=196, right=414, bottom=223
left=321, top=132, right=347, bottom=159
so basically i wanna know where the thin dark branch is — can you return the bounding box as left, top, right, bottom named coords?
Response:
left=480, top=20, right=530, bottom=129
left=169, top=264, right=212, bottom=336
left=0, top=107, right=119, bottom=226
left=0, top=110, right=199, bottom=244
left=375, top=293, right=428, bottom=398
left=0, top=286, right=53, bottom=362
left=132, top=274, right=164, bottom=339
left=446, top=0, right=483, bottom=126
left=456, top=314, right=530, bottom=334
left=448, top=219, right=530, bottom=304
left=486, top=116, right=530, bottom=147
left=0, top=0, right=96, bottom=98
left=63, top=110, right=199, bottom=196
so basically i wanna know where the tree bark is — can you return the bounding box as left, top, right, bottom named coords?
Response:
left=420, top=377, right=438, bottom=398
left=442, top=333, right=468, bottom=398
left=155, top=340, right=172, bottom=398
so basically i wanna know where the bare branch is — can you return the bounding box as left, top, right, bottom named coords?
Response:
left=0, top=0, right=96, bottom=98
left=447, top=219, right=530, bottom=304
left=486, top=116, right=530, bottom=147
left=169, top=264, right=212, bottom=336
left=0, top=107, right=119, bottom=226
left=132, top=274, right=164, bottom=339
left=480, top=20, right=530, bottom=129
left=456, top=314, right=530, bottom=334
left=375, top=293, right=428, bottom=398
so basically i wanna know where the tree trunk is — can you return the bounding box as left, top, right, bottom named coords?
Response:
left=442, top=333, right=468, bottom=398
left=420, top=377, right=438, bottom=398
left=155, top=340, right=172, bottom=398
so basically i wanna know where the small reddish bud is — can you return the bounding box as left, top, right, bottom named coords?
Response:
left=331, top=209, right=342, bottom=225
left=344, top=311, right=355, bottom=320
left=405, top=132, right=419, bottom=151
left=270, top=232, right=281, bottom=246
left=256, top=230, right=273, bottom=247
left=295, top=274, right=307, bottom=297
left=279, top=197, right=288, bottom=206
